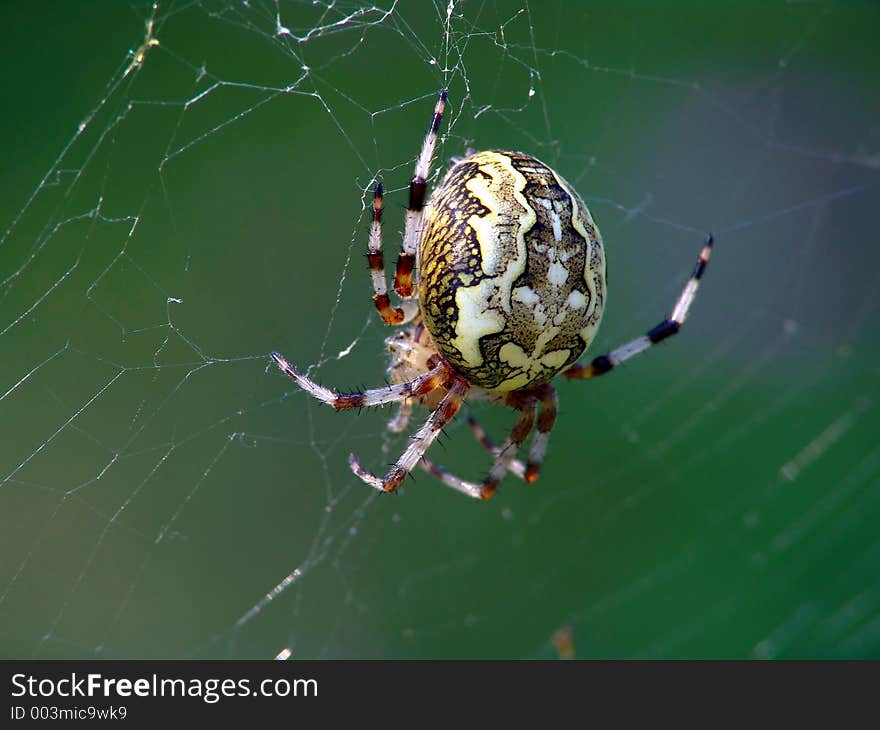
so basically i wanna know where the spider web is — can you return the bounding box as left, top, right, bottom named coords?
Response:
left=1, top=0, right=878, bottom=659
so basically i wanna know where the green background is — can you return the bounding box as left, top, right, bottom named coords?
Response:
left=1, top=0, right=878, bottom=659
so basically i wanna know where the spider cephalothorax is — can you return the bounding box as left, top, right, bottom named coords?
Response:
left=272, top=90, right=713, bottom=500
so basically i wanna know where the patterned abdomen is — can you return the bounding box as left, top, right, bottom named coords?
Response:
left=418, top=150, right=606, bottom=392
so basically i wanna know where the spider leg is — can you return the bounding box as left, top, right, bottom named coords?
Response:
left=418, top=458, right=489, bottom=499
left=270, top=352, right=448, bottom=410
left=524, top=385, right=558, bottom=483
left=420, top=396, right=538, bottom=500
left=564, top=234, right=713, bottom=379
left=349, top=374, right=469, bottom=493
left=464, top=414, right=527, bottom=481
left=387, top=398, right=413, bottom=433
left=393, top=89, right=447, bottom=299
left=366, top=183, right=418, bottom=325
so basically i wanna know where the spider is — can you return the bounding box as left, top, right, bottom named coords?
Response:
left=272, top=89, right=713, bottom=500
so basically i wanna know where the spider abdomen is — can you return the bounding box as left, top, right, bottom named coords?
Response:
left=418, top=150, right=606, bottom=392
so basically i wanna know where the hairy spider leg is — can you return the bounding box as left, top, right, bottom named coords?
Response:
left=453, top=382, right=558, bottom=485
left=464, top=414, right=527, bottom=480
left=387, top=397, right=414, bottom=434
left=525, top=385, right=559, bottom=483
left=270, top=352, right=448, bottom=410
left=349, top=373, right=469, bottom=493
left=394, top=89, right=447, bottom=299
left=367, top=183, right=418, bottom=325
left=564, top=234, right=714, bottom=379
left=421, top=394, right=539, bottom=500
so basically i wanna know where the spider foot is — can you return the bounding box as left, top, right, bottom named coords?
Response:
left=479, top=481, right=498, bottom=500
left=348, top=453, right=405, bottom=493
left=419, top=457, right=497, bottom=500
